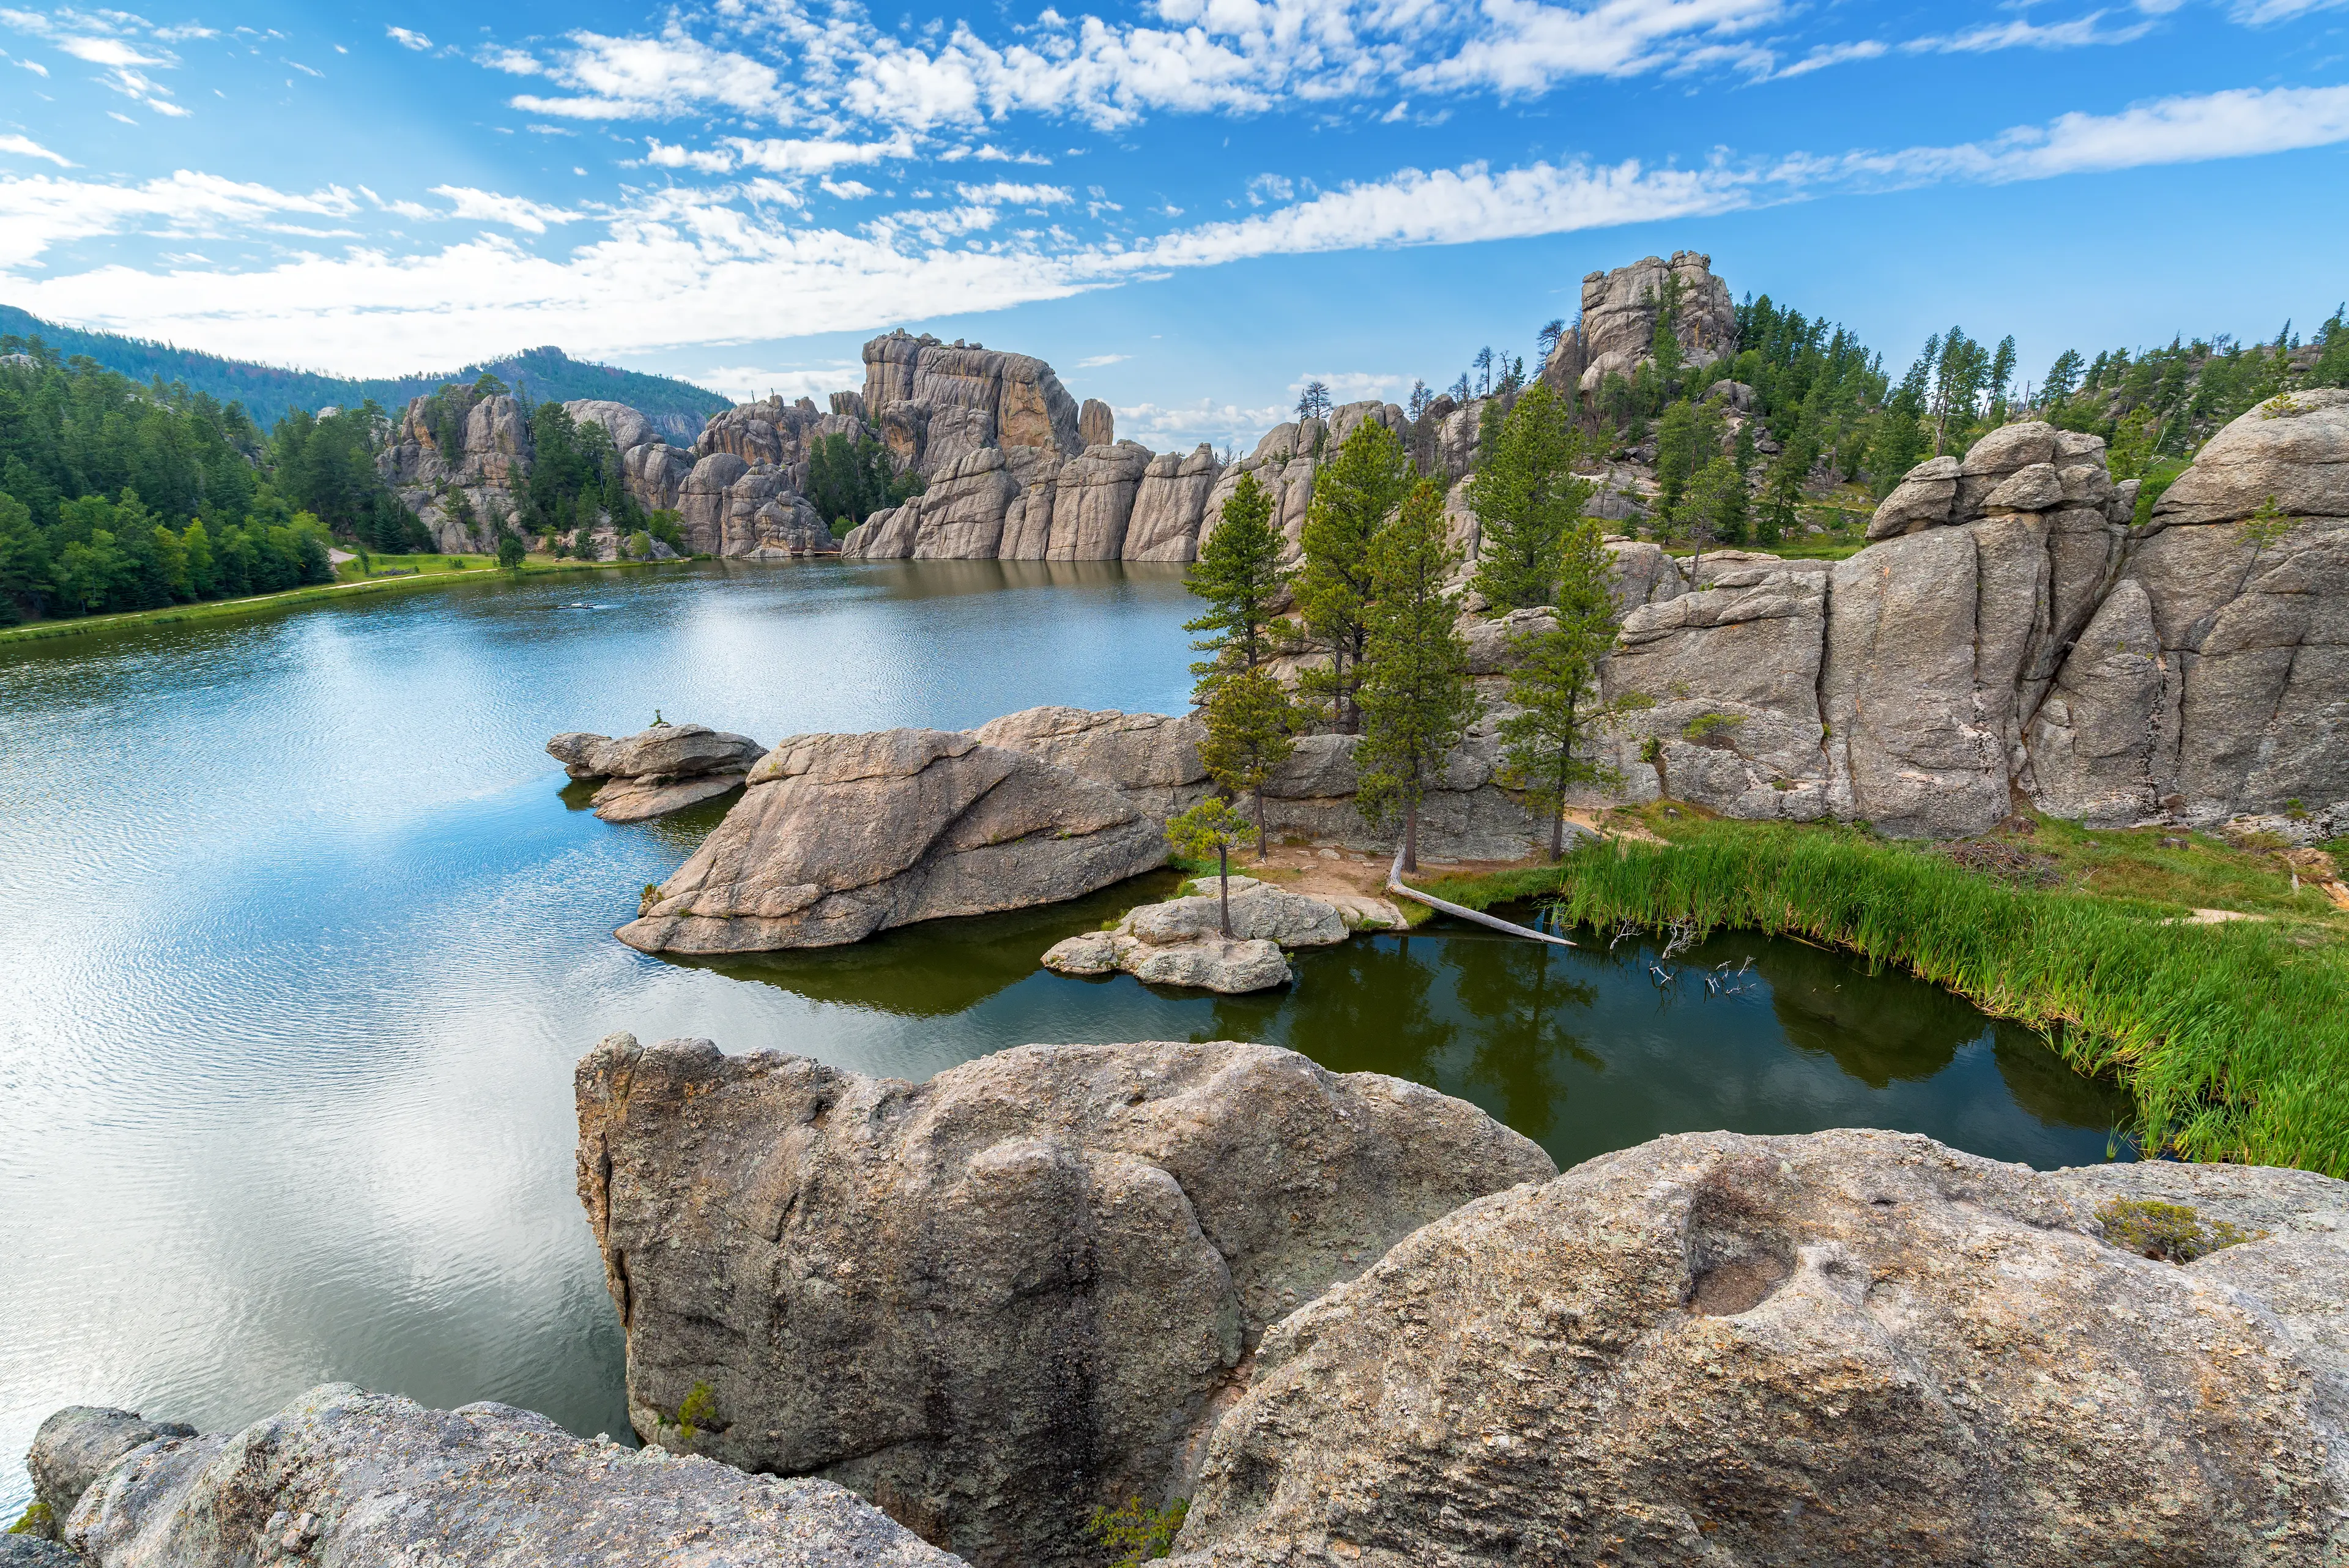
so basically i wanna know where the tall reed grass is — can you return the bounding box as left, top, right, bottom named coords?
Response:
left=1528, top=823, right=2349, bottom=1175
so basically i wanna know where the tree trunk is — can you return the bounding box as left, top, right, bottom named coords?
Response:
left=1403, top=798, right=1420, bottom=874
left=1217, top=845, right=1231, bottom=938
left=1253, top=788, right=1269, bottom=858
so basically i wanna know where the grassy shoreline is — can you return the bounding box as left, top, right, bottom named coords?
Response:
left=0, top=554, right=694, bottom=647
left=1419, top=807, right=2349, bottom=1175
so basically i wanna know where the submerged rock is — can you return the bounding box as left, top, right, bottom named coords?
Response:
left=1168, top=1128, right=2349, bottom=1568
left=616, top=727, right=1167, bottom=953
left=55, top=1384, right=957, bottom=1568
left=575, top=1035, right=1556, bottom=1568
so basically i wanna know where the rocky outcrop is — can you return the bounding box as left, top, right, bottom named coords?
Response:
left=548, top=723, right=766, bottom=822
left=575, top=1035, right=1557, bottom=1568
left=1047, top=441, right=1154, bottom=558
left=860, top=331, right=1084, bottom=474
left=615, top=727, right=1167, bottom=953
left=1041, top=877, right=1365, bottom=991
left=1078, top=397, right=1115, bottom=448
left=1168, top=1128, right=2349, bottom=1568
left=2041, top=389, right=2349, bottom=825
left=377, top=387, right=533, bottom=552
left=1556, top=251, right=1739, bottom=394
left=52, top=1385, right=955, bottom=1568
left=24, top=1408, right=193, bottom=1542
left=1124, top=445, right=1225, bottom=562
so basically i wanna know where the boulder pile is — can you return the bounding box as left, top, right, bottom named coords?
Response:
left=1043, top=875, right=1392, bottom=992
left=574, top=1035, right=1557, bottom=1568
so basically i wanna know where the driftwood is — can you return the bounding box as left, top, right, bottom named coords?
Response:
left=1386, top=847, right=1576, bottom=948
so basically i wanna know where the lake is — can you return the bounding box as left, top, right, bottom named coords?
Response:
left=0, top=560, right=2129, bottom=1513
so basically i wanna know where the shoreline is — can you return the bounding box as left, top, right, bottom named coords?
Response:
left=0, top=555, right=700, bottom=648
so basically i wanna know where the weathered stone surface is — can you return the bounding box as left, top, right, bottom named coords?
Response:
left=859, top=331, right=1084, bottom=467
left=1984, top=461, right=2064, bottom=513
left=548, top=723, right=766, bottom=782
left=1078, top=397, right=1115, bottom=448
left=575, top=1035, right=1557, bottom=1568
left=590, top=772, right=746, bottom=822
left=1866, top=454, right=1959, bottom=538
left=62, top=1384, right=955, bottom=1568
left=1601, top=561, right=1833, bottom=820
left=377, top=389, right=535, bottom=552
left=1461, top=607, right=1556, bottom=675
left=615, top=728, right=1166, bottom=953
left=1047, top=441, right=1152, bottom=559
left=1168, top=1129, right=2349, bottom=1568
left=0, top=1536, right=76, bottom=1565
left=1600, top=537, right=1685, bottom=614
left=970, top=706, right=1208, bottom=817
left=1123, top=879, right=1348, bottom=948
left=1252, top=730, right=1540, bottom=860
left=2150, top=387, right=2349, bottom=528
left=677, top=452, right=838, bottom=558
left=26, top=1408, right=193, bottom=1541
left=563, top=398, right=656, bottom=459
left=1573, top=252, right=1737, bottom=393
left=1123, top=935, right=1291, bottom=991
left=2024, top=579, right=2162, bottom=825
left=1201, top=428, right=1319, bottom=555
left=1124, top=445, right=1224, bottom=562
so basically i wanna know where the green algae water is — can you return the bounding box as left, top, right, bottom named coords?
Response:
left=0, top=560, right=2129, bottom=1512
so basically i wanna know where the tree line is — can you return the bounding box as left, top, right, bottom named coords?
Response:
left=1170, top=391, right=1644, bottom=897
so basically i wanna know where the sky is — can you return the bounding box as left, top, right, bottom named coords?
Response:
left=1, top=1, right=2347, bottom=450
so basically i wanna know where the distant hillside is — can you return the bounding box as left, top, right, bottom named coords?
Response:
left=0, top=305, right=732, bottom=440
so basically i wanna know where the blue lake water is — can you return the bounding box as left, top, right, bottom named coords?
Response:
left=0, top=560, right=2128, bottom=1512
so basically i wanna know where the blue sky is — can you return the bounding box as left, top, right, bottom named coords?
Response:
left=2, top=0, right=2346, bottom=448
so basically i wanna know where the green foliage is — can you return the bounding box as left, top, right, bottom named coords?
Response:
left=1357, top=478, right=1480, bottom=870
left=1088, top=1496, right=1189, bottom=1568
left=2096, top=1198, right=2262, bottom=1263
left=1198, top=666, right=1297, bottom=855
left=497, top=531, right=528, bottom=569
left=9, top=1499, right=52, bottom=1536
left=1543, top=817, right=2349, bottom=1175
left=677, top=1380, right=718, bottom=1441
left=1, top=308, right=732, bottom=430
left=1165, top=799, right=1247, bottom=934
left=807, top=432, right=921, bottom=532
left=1682, top=711, right=1744, bottom=742
left=1680, top=456, right=1745, bottom=552
left=1496, top=518, right=1642, bottom=859
left=2238, top=492, right=2294, bottom=553
left=1184, top=471, right=1286, bottom=696
left=1296, top=418, right=1411, bottom=729
left=1466, top=383, right=1589, bottom=611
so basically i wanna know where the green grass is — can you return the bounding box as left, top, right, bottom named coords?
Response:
left=0, top=554, right=691, bottom=646
left=1419, top=809, right=2349, bottom=1175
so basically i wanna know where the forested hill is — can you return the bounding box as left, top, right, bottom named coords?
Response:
left=0, top=306, right=732, bottom=436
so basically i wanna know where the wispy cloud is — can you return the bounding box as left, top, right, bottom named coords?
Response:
left=0, top=132, right=72, bottom=165
left=385, top=26, right=433, bottom=52
left=428, top=185, right=587, bottom=234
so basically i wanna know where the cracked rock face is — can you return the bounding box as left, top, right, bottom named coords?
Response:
left=55, top=1384, right=956, bottom=1568
left=574, top=1036, right=1556, bottom=1568
left=615, top=727, right=1167, bottom=953
left=1167, top=1129, right=2349, bottom=1568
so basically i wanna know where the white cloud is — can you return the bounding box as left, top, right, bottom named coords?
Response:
left=13, top=54, right=48, bottom=75
left=1075, top=352, right=1129, bottom=366
left=1770, top=39, right=1886, bottom=79
left=1907, top=13, right=2153, bottom=54
left=1846, top=83, right=2349, bottom=184
left=692, top=361, right=863, bottom=401
left=0, top=168, right=358, bottom=269
left=1414, top=0, right=1784, bottom=95
left=2228, top=0, right=2349, bottom=20
left=507, top=25, right=784, bottom=121
left=729, top=133, right=915, bottom=173
left=1115, top=396, right=1286, bottom=451
left=956, top=180, right=1072, bottom=204
left=820, top=177, right=875, bottom=198
left=644, top=138, right=736, bottom=173
left=429, top=185, right=587, bottom=233
left=386, top=26, right=433, bottom=51
left=0, top=132, right=71, bottom=165
left=55, top=36, right=165, bottom=67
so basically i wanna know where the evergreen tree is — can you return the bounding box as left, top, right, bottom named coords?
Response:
left=1198, top=666, right=1297, bottom=855
left=1356, top=478, right=1479, bottom=872
left=2041, top=349, right=2085, bottom=404
left=1165, top=798, right=1249, bottom=937
left=1184, top=471, right=1286, bottom=696
left=1296, top=418, right=1411, bottom=732
left=1687, top=456, right=1747, bottom=548
left=1756, top=447, right=1805, bottom=545
left=1296, top=380, right=1334, bottom=424
left=1653, top=399, right=1699, bottom=521
left=1497, top=518, right=1643, bottom=859
left=1467, top=382, right=1588, bottom=611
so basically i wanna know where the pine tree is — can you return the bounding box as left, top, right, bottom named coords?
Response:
left=1184, top=471, right=1286, bottom=697
left=1653, top=399, right=1699, bottom=521
left=1497, top=518, right=1642, bottom=860
left=1165, top=798, right=1249, bottom=937
left=1199, top=666, right=1297, bottom=855
left=1296, top=418, right=1411, bottom=732
left=1356, top=478, right=1480, bottom=873
left=1467, top=382, right=1588, bottom=611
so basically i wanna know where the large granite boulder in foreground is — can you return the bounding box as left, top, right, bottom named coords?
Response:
left=576, top=1035, right=1556, bottom=1568
left=48, top=1384, right=956, bottom=1567
left=23, top=1407, right=192, bottom=1541
left=549, top=722, right=768, bottom=822
left=1167, top=1128, right=2349, bottom=1568
left=616, top=727, right=1165, bottom=952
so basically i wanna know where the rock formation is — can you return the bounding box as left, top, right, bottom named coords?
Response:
left=1041, top=876, right=1370, bottom=992
left=1546, top=251, right=1739, bottom=394
left=614, top=726, right=1168, bottom=953
left=1576, top=403, right=2346, bottom=834
left=45, top=1385, right=955, bottom=1567
left=547, top=722, right=767, bottom=822
left=376, top=385, right=533, bottom=552
left=1167, top=1128, right=2349, bottom=1568
left=23, top=1408, right=192, bottom=1544
left=574, top=1034, right=1557, bottom=1568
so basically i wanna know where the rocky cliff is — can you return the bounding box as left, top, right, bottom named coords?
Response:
left=1542, top=250, right=1739, bottom=394
left=1582, top=397, right=2348, bottom=834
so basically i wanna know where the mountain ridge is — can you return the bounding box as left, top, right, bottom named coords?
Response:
left=0, top=305, right=732, bottom=439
